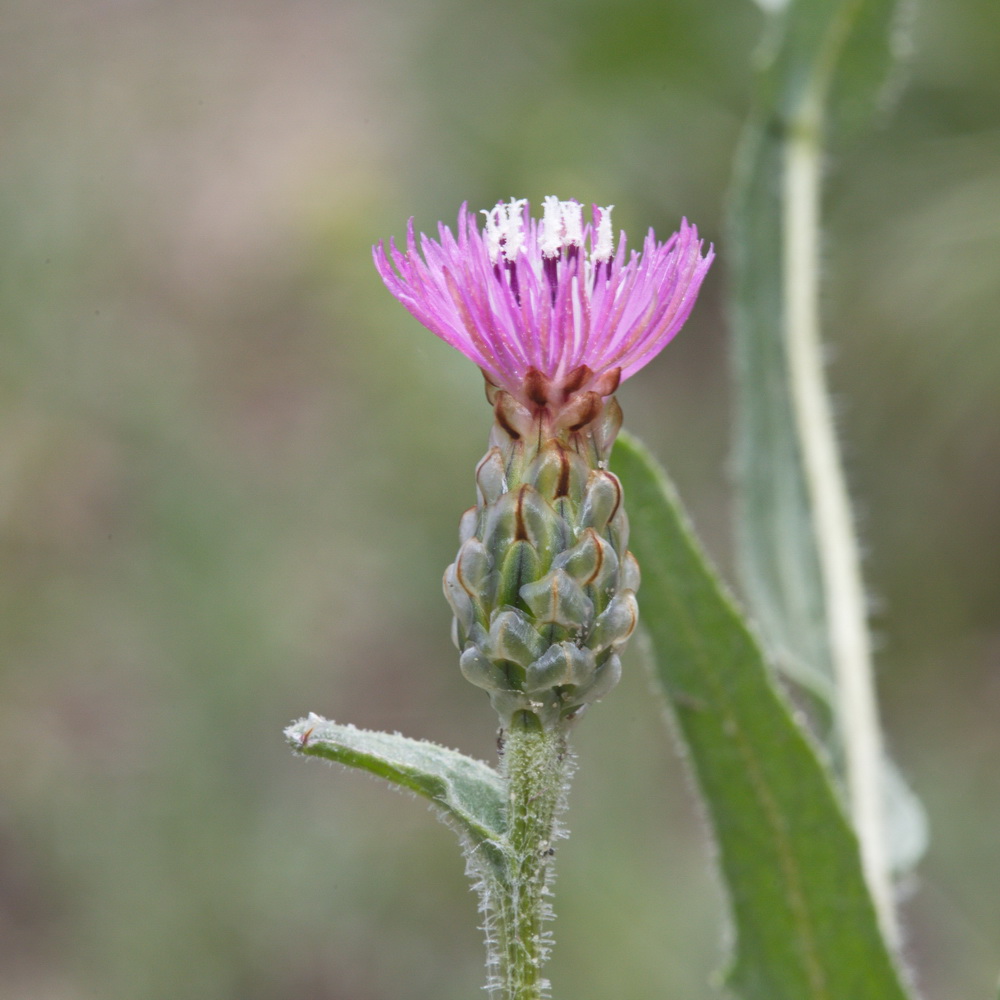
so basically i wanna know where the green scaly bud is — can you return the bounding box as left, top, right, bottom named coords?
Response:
left=445, top=376, right=640, bottom=730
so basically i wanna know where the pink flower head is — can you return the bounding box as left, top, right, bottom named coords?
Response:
left=373, top=197, right=713, bottom=418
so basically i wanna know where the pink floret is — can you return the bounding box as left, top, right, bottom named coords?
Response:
left=373, top=199, right=713, bottom=403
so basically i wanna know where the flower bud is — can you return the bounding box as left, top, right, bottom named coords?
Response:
left=445, top=399, right=638, bottom=729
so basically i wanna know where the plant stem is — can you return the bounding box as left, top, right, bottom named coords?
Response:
left=782, top=88, right=897, bottom=946
left=491, top=715, right=569, bottom=1000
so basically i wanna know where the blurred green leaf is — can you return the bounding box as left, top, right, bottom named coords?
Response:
left=729, top=0, right=926, bottom=879
left=285, top=715, right=507, bottom=874
left=729, top=0, right=904, bottom=701
left=754, top=0, right=904, bottom=143
left=613, top=434, right=910, bottom=1000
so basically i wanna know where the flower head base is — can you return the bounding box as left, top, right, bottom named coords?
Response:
left=374, top=198, right=713, bottom=432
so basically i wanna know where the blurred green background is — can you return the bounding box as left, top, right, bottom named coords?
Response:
left=1, top=0, right=997, bottom=997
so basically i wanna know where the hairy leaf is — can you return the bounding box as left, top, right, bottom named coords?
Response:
left=613, top=434, right=911, bottom=1000
left=285, top=714, right=507, bottom=873
left=729, top=0, right=925, bottom=873
left=730, top=0, right=903, bottom=702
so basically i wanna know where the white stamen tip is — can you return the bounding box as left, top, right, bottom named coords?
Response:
left=501, top=198, right=528, bottom=262
left=540, top=195, right=563, bottom=258
left=482, top=204, right=505, bottom=265
left=560, top=201, right=584, bottom=248
left=592, top=205, right=615, bottom=263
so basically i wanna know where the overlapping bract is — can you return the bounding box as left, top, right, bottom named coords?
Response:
left=445, top=420, right=639, bottom=728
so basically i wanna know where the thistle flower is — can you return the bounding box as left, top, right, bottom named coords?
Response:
left=375, top=198, right=712, bottom=730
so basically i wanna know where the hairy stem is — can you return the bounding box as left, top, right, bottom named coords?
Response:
left=489, top=716, right=570, bottom=1000
left=782, top=89, right=896, bottom=946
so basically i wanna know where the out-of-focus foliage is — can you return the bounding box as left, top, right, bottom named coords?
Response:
left=729, top=0, right=902, bottom=702
left=729, top=0, right=928, bottom=902
left=1, top=1, right=997, bottom=999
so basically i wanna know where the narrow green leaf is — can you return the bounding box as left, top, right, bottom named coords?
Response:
left=730, top=0, right=925, bottom=885
left=285, top=714, right=507, bottom=870
left=613, top=434, right=911, bottom=1000
left=730, top=0, right=903, bottom=703
left=729, top=162, right=833, bottom=700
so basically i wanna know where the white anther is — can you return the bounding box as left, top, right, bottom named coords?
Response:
left=591, top=205, right=615, bottom=263
left=482, top=204, right=505, bottom=265
left=500, top=198, right=527, bottom=261
left=560, top=200, right=584, bottom=248
left=540, top=195, right=563, bottom=258
left=482, top=199, right=528, bottom=264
